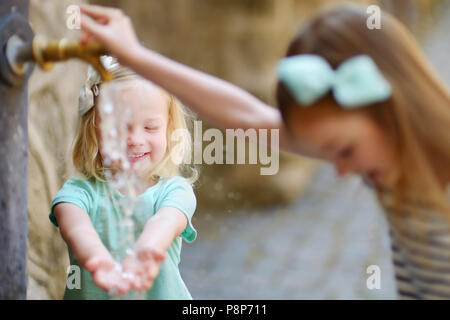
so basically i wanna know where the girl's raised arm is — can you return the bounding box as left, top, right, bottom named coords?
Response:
left=80, top=4, right=304, bottom=156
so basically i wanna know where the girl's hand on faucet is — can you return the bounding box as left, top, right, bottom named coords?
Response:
left=79, top=4, right=142, bottom=65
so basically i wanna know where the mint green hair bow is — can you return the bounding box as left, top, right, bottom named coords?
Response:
left=277, top=54, right=392, bottom=108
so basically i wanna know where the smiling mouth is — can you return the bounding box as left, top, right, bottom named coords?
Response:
left=127, top=152, right=150, bottom=163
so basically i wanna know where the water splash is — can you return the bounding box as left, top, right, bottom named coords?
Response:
left=97, top=81, right=145, bottom=300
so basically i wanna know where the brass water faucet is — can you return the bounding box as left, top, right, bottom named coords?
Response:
left=5, top=35, right=113, bottom=82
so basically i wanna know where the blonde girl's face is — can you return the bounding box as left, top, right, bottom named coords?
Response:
left=98, top=80, right=169, bottom=176
left=285, top=102, right=400, bottom=188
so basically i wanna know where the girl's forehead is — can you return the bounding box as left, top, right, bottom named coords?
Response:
left=286, top=101, right=340, bottom=130
left=113, top=80, right=169, bottom=115
left=286, top=103, right=365, bottom=143
left=116, top=79, right=164, bottom=97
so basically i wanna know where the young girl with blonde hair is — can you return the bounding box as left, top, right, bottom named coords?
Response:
left=80, top=3, right=450, bottom=299
left=50, top=56, right=198, bottom=299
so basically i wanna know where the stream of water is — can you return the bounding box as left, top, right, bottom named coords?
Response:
left=98, top=81, right=145, bottom=299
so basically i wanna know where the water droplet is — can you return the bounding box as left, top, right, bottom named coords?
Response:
left=109, top=128, right=117, bottom=138
left=103, top=102, right=113, bottom=114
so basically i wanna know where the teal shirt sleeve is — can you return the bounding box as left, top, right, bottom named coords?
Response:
left=156, top=177, right=197, bottom=243
left=49, top=176, right=95, bottom=227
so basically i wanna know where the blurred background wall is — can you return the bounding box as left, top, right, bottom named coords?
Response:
left=26, top=0, right=449, bottom=299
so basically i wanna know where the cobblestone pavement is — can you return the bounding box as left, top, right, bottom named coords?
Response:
left=181, top=164, right=396, bottom=299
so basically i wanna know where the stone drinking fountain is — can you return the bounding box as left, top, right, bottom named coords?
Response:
left=0, top=0, right=113, bottom=299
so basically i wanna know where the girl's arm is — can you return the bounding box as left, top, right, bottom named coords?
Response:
left=54, top=202, right=113, bottom=267
left=79, top=4, right=306, bottom=156
left=121, top=207, right=187, bottom=291
left=133, top=206, right=187, bottom=254
left=53, top=202, right=130, bottom=294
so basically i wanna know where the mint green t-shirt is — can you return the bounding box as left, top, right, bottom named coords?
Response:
left=49, top=175, right=197, bottom=300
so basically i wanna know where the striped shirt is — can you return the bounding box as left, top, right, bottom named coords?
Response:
left=382, top=187, right=450, bottom=299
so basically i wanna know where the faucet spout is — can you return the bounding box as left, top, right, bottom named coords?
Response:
left=6, top=35, right=114, bottom=82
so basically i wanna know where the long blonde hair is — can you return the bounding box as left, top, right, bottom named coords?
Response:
left=72, top=64, right=198, bottom=185
left=276, top=3, right=450, bottom=220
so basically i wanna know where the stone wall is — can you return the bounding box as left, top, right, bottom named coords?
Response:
left=27, top=0, right=86, bottom=299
